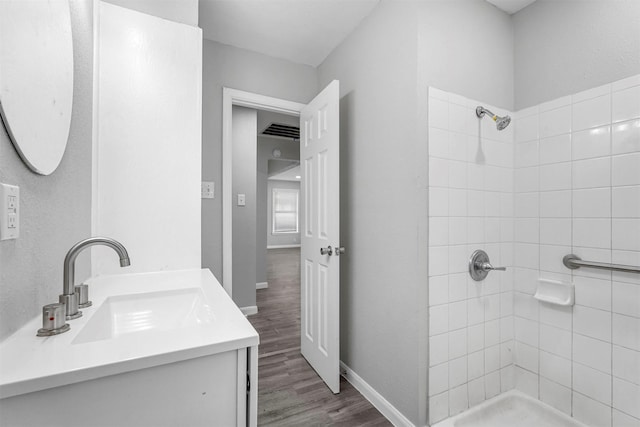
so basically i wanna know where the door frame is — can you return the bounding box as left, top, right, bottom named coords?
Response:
left=222, top=88, right=305, bottom=297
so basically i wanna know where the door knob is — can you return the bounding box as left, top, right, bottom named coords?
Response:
left=320, top=246, right=333, bottom=256
left=335, top=246, right=345, bottom=256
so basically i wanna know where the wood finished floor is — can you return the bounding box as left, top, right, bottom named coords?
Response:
left=248, top=248, right=392, bottom=427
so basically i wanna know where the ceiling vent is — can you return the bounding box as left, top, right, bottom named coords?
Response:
left=261, top=122, right=300, bottom=140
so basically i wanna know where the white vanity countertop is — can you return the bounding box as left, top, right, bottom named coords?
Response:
left=0, top=269, right=259, bottom=399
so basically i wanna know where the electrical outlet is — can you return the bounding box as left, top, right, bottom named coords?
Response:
left=0, top=183, right=19, bottom=240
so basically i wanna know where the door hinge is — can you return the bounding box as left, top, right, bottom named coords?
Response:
left=247, top=372, right=251, bottom=394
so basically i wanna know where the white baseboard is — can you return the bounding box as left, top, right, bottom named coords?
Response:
left=240, top=306, right=258, bottom=316
left=340, top=361, right=415, bottom=427
left=267, top=244, right=301, bottom=249
left=256, top=282, right=268, bottom=289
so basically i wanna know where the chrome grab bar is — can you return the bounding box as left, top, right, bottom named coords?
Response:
left=563, top=254, right=640, bottom=274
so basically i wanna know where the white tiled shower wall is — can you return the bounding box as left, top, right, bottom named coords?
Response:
left=428, top=74, right=640, bottom=426
left=427, top=88, right=516, bottom=424
left=512, top=74, right=640, bottom=427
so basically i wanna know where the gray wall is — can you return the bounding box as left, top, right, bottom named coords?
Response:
left=0, top=0, right=200, bottom=340
left=201, top=40, right=318, bottom=287
left=256, top=142, right=268, bottom=287
left=232, top=106, right=258, bottom=309
left=418, top=0, right=514, bottom=110
left=0, top=0, right=93, bottom=340
left=514, top=0, right=640, bottom=109
left=318, top=1, right=425, bottom=423
left=256, top=135, right=300, bottom=285
left=267, top=180, right=301, bottom=247
left=318, top=0, right=514, bottom=424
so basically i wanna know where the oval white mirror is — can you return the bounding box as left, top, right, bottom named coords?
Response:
left=0, top=0, right=74, bottom=176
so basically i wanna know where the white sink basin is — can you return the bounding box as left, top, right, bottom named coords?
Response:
left=0, top=269, right=259, bottom=402
left=73, top=288, right=215, bottom=344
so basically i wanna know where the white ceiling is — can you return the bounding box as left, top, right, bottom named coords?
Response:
left=485, top=0, right=537, bottom=15
left=198, top=0, right=536, bottom=68
left=258, top=109, right=298, bottom=135
left=198, top=0, right=379, bottom=67
left=269, top=165, right=301, bottom=182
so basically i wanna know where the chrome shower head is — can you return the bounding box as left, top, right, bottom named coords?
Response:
left=476, top=106, right=511, bottom=131
left=496, top=115, right=511, bottom=131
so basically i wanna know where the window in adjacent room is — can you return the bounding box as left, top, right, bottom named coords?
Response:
left=272, top=188, right=299, bottom=234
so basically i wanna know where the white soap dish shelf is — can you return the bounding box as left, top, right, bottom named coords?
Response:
left=534, top=278, right=574, bottom=307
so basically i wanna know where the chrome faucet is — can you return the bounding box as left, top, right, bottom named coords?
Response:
left=60, top=237, right=130, bottom=320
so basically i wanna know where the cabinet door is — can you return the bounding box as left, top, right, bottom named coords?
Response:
left=0, top=351, right=241, bottom=426
left=236, top=348, right=248, bottom=426
left=246, top=346, right=258, bottom=427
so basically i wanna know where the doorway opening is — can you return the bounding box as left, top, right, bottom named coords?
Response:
left=224, top=95, right=326, bottom=422
left=223, top=82, right=346, bottom=407
left=223, top=85, right=389, bottom=425
left=222, top=88, right=304, bottom=299
left=257, top=109, right=302, bottom=294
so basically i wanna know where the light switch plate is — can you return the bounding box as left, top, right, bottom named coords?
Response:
left=201, top=181, right=215, bottom=199
left=0, top=183, right=19, bottom=240
left=237, top=194, right=246, bottom=206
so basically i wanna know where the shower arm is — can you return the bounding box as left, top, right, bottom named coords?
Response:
left=476, top=106, right=497, bottom=120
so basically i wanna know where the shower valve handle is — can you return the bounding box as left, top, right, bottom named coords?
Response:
left=469, top=250, right=506, bottom=281
left=479, top=262, right=506, bottom=272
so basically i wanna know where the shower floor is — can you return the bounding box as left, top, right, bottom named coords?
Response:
left=433, top=390, right=586, bottom=427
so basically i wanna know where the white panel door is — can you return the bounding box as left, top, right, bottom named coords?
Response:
left=300, top=80, right=341, bottom=393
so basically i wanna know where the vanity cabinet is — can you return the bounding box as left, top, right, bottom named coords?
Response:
left=0, top=269, right=259, bottom=427
left=0, top=346, right=257, bottom=427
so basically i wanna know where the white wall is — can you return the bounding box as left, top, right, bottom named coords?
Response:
left=512, top=75, right=640, bottom=427
left=0, top=0, right=93, bottom=340
left=201, top=40, right=317, bottom=284
left=427, top=88, right=515, bottom=424
left=513, top=0, right=640, bottom=110
left=232, top=106, right=257, bottom=308
left=93, top=2, right=202, bottom=275
left=102, top=0, right=198, bottom=26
